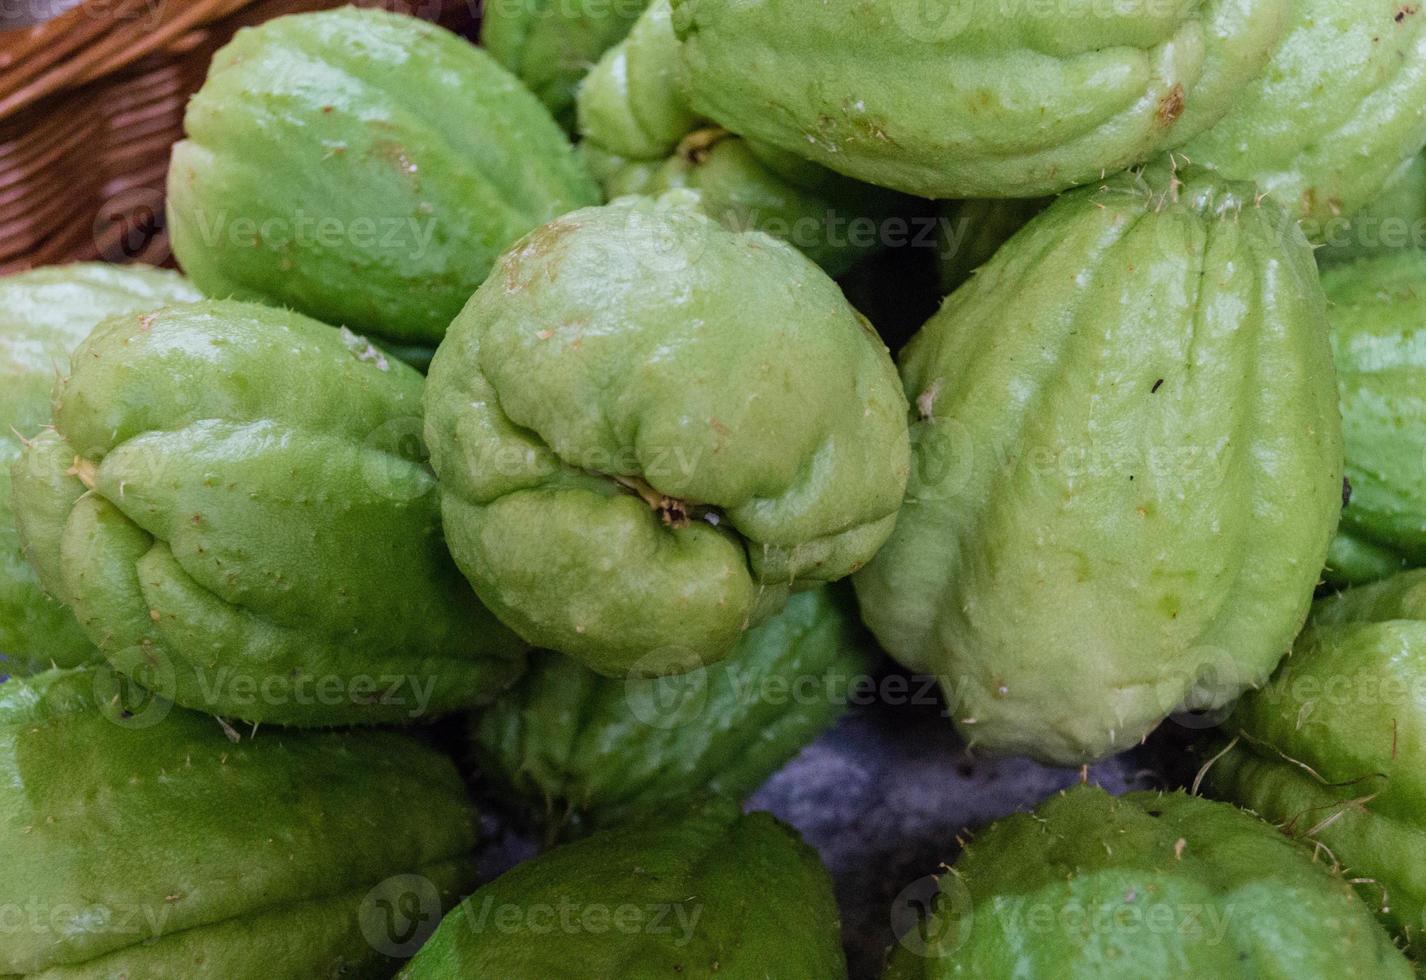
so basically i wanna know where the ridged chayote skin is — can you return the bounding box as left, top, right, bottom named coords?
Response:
left=577, top=0, right=907, bottom=278
left=398, top=796, right=848, bottom=979
left=1185, top=0, right=1426, bottom=235
left=472, top=586, right=875, bottom=843
left=0, top=668, right=478, bottom=978
left=1206, top=570, right=1426, bottom=957
left=482, top=0, right=652, bottom=130
left=668, top=0, right=1289, bottom=198
left=166, top=6, right=600, bottom=347
left=1318, top=153, right=1426, bottom=268
left=1, top=264, right=200, bottom=679
left=8, top=299, right=525, bottom=726
left=425, top=194, right=909, bottom=677
left=1320, top=252, right=1426, bottom=585
left=855, top=165, right=1344, bottom=765
left=882, top=787, right=1412, bottom=979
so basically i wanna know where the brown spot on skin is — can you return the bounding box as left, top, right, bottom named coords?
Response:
left=1156, top=84, right=1185, bottom=127
left=137, top=313, right=157, bottom=332
left=676, top=127, right=731, bottom=165
left=503, top=219, right=583, bottom=292
left=1398, top=5, right=1417, bottom=23
left=370, top=140, right=418, bottom=181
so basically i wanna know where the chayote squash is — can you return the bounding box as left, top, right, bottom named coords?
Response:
left=667, top=0, right=1289, bottom=198
left=0, top=264, right=201, bottom=680
left=1318, top=153, right=1426, bottom=268
left=1185, top=0, right=1426, bottom=235
left=1205, top=569, right=1426, bottom=957
left=8, top=299, right=525, bottom=726
left=472, top=586, right=874, bottom=842
left=855, top=165, right=1344, bottom=765
left=1321, top=251, right=1426, bottom=585
left=575, top=0, right=698, bottom=161
left=577, top=0, right=906, bottom=278
left=425, top=193, right=909, bottom=678
left=482, top=0, right=652, bottom=130
left=398, top=796, right=847, bottom=979
left=0, top=667, right=478, bottom=978
left=166, top=6, right=600, bottom=347
left=882, top=786, right=1412, bottom=978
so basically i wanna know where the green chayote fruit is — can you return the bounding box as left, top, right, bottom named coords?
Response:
left=472, top=586, right=874, bottom=842
left=576, top=0, right=698, bottom=161
left=1, top=264, right=200, bottom=679
left=855, top=166, right=1344, bottom=765
left=578, top=0, right=906, bottom=277
left=934, top=199, right=1046, bottom=295
left=482, top=0, right=653, bottom=129
left=1185, top=0, right=1426, bottom=235
left=1320, top=252, right=1426, bottom=585
left=426, top=194, right=909, bottom=677
left=882, top=786, right=1411, bottom=979
left=1318, top=153, right=1426, bottom=268
left=1, top=667, right=478, bottom=978
left=398, top=796, right=847, bottom=979
left=668, top=0, right=1289, bottom=198
left=9, top=299, right=525, bottom=726
left=166, top=7, right=600, bottom=347
left=1205, top=569, right=1426, bottom=957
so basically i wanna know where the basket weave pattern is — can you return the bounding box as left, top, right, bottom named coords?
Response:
left=0, top=0, right=479, bottom=272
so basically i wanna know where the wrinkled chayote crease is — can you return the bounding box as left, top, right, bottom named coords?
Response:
left=669, top=0, right=1289, bottom=198
left=0, top=667, right=478, bottom=978
left=10, top=299, right=525, bottom=726
left=1320, top=251, right=1426, bottom=585
left=398, top=797, right=848, bottom=979
left=167, top=6, right=599, bottom=346
left=426, top=194, right=908, bottom=677
left=1207, top=569, right=1426, bottom=957
left=1, top=263, right=201, bottom=678
left=882, top=787, right=1412, bottom=978
left=472, top=585, right=875, bottom=842
left=1186, top=0, right=1426, bottom=236
left=855, top=164, right=1344, bottom=765
left=482, top=0, right=652, bottom=130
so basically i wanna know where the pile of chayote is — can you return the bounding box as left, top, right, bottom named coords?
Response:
left=4, top=2, right=1426, bottom=976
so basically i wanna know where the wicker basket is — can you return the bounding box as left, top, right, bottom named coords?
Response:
left=0, top=0, right=479, bottom=273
